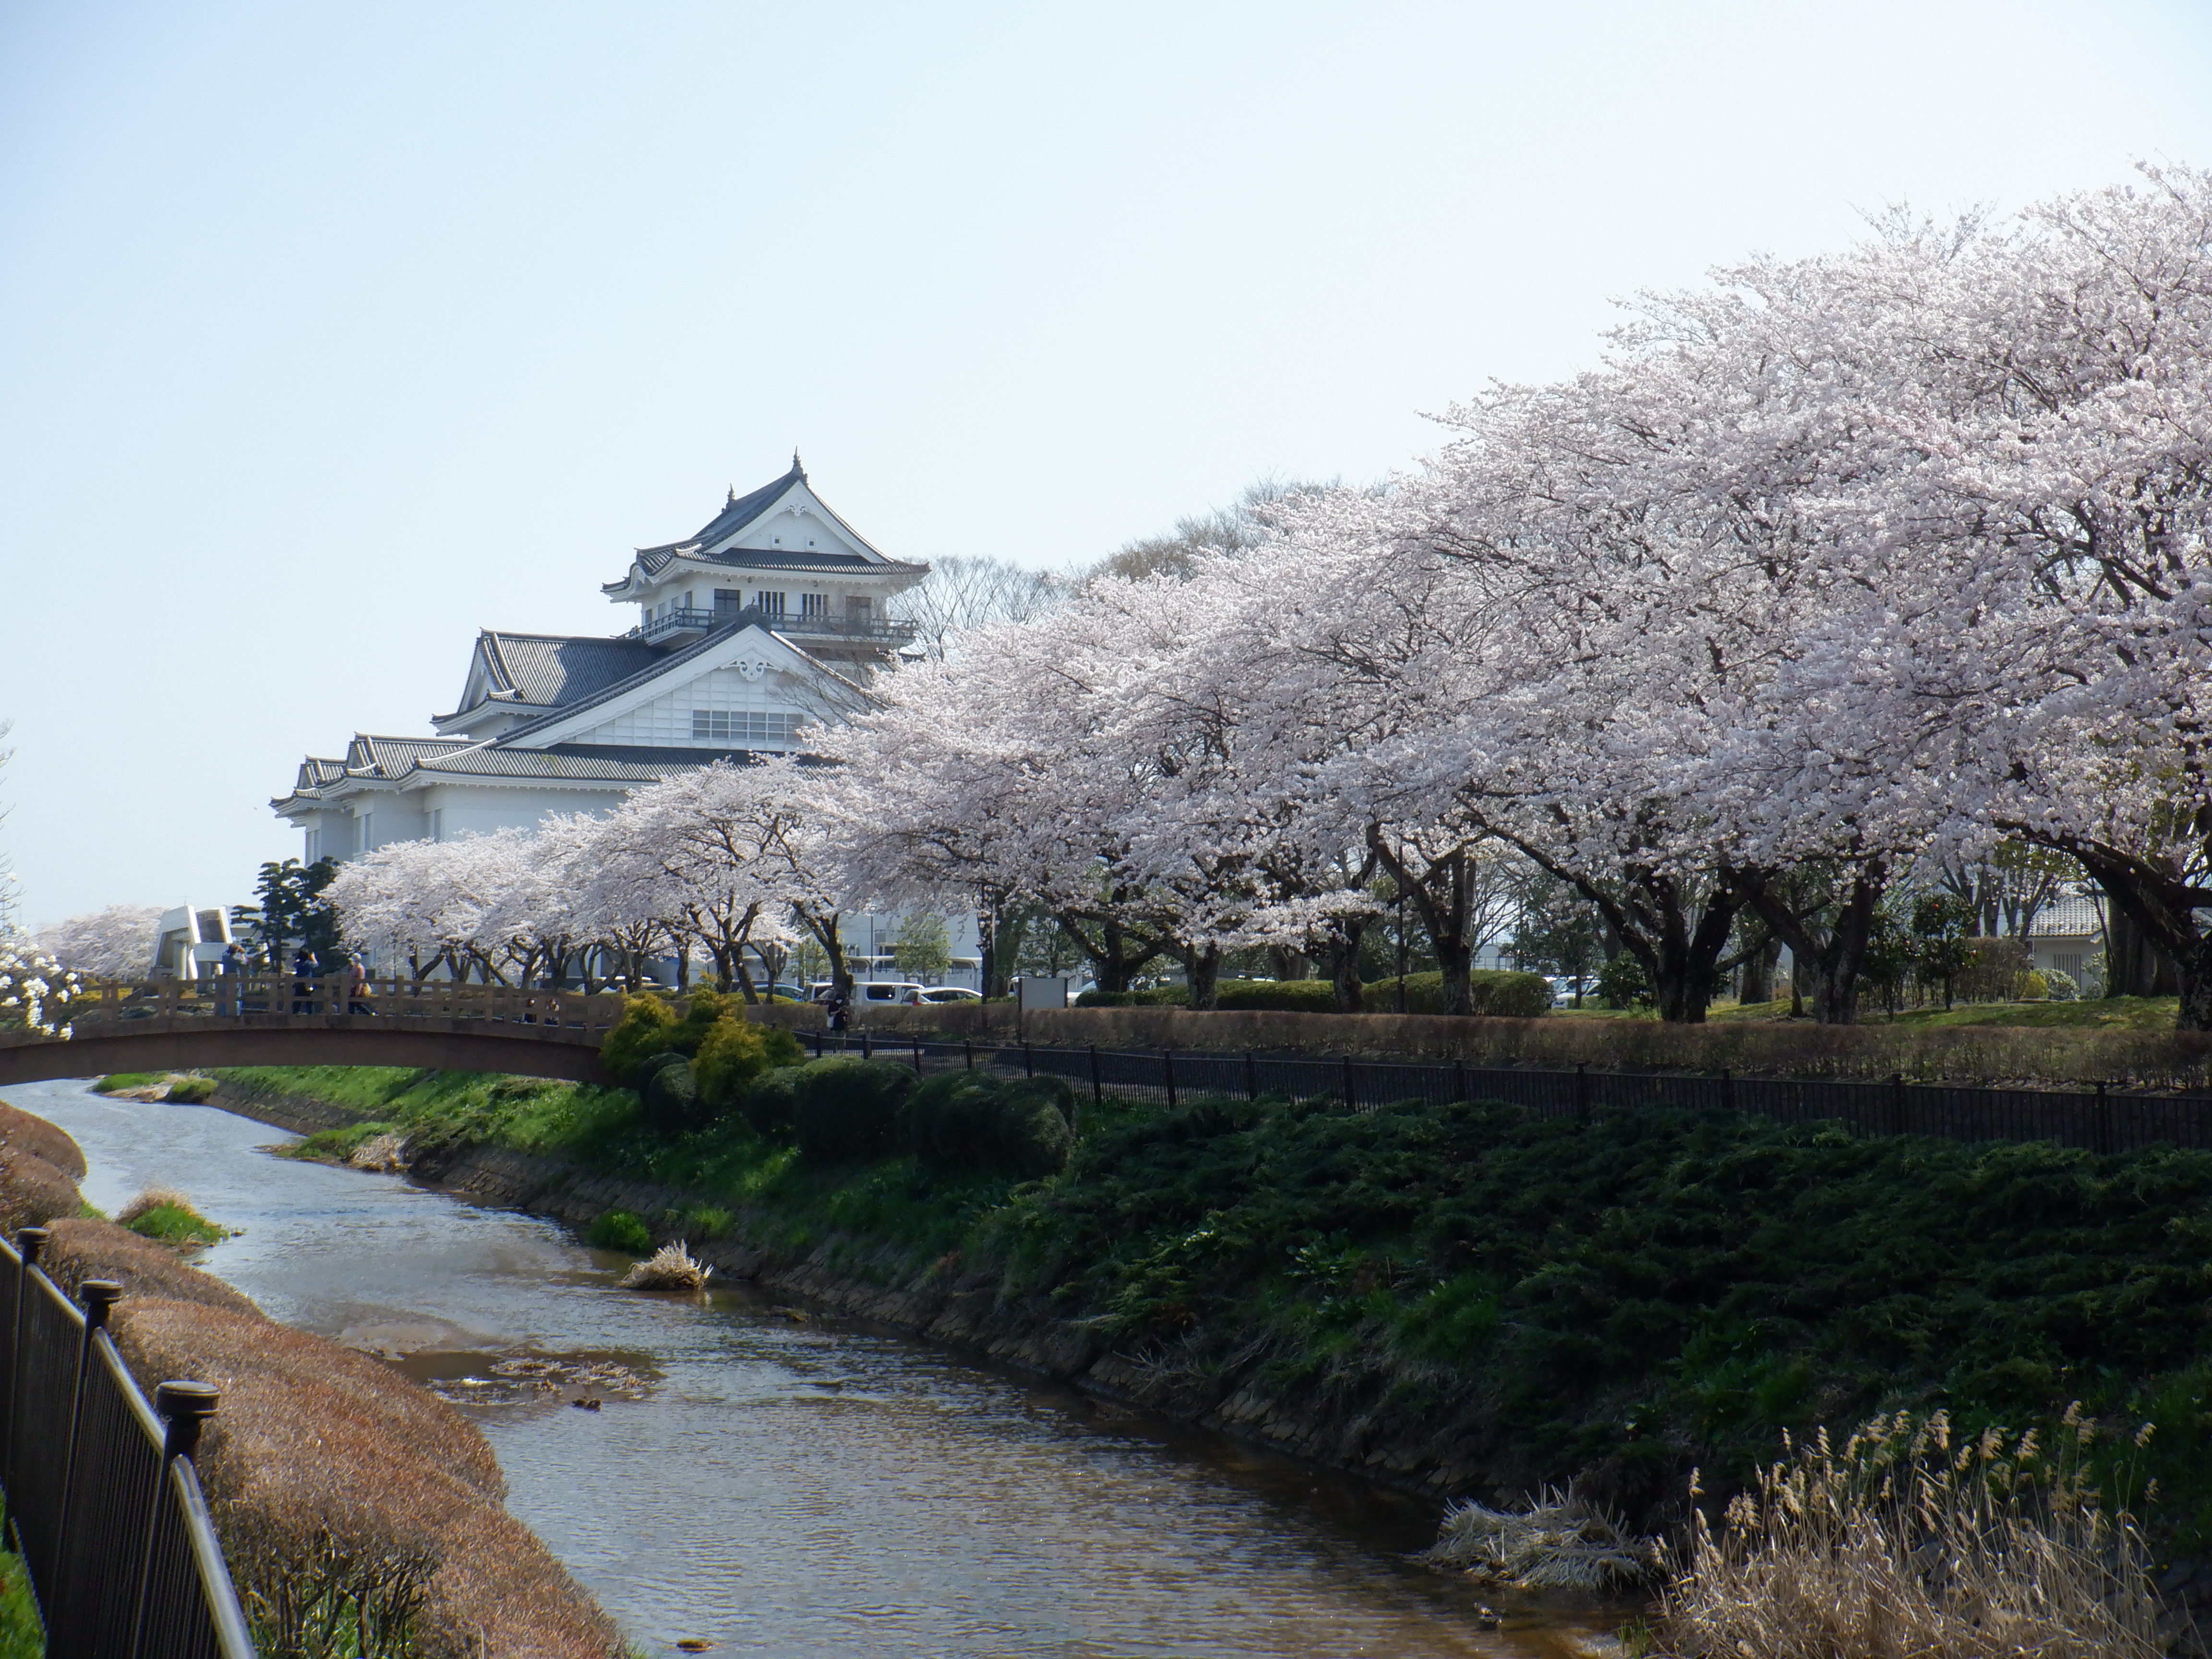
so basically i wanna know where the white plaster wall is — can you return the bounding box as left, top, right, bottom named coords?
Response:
left=410, top=784, right=625, bottom=841
left=577, top=665, right=812, bottom=748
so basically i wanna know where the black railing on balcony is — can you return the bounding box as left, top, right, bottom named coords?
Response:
left=625, top=605, right=918, bottom=646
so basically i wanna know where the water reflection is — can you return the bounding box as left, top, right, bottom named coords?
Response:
left=8, top=1079, right=1623, bottom=1658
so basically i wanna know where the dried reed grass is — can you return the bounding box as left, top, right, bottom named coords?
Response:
left=115, top=1186, right=194, bottom=1226
left=0, top=1145, right=83, bottom=1236
left=1422, top=1488, right=1664, bottom=1591
left=115, top=1299, right=619, bottom=1659
left=0, top=1097, right=86, bottom=1178
left=1660, top=1409, right=2164, bottom=1659
left=619, top=1241, right=711, bottom=1290
left=345, top=1132, right=409, bottom=1172
left=38, top=1218, right=262, bottom=1317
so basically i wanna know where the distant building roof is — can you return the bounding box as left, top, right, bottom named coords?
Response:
left=2029, top=895, right=2104, bottom=938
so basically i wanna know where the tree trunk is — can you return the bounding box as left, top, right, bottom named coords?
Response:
left=1184, top=943, right=1222, bottom=1010
left=2105, top=903, right=2181, bottom=998
left=1738, top=937, right=1780, bottom=1006
left=2083, top=864, right=2200, bottom=1022
left=1368, top=837, right=1478, bottom=1015
left=1057, top=914, right=1166, bottom=995
left=1318, top=920, right=1368, bottom=1013
left=1742, top=866, right=1886, bottom=1027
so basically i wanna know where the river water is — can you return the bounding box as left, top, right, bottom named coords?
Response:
left=5, top=1080, right=1623, bottom=1658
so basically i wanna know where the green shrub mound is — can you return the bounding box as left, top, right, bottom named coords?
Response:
left=741, top=1065, right=809, bottom=1140
left=588, top=1209, right=653, bottom=1253
left=695, top=1016, right=806, bottom=1110
left=907, top=1072, right=1075, bottom=1177
left=165, top=1075, right=217, bottom=1104
left=638, top=1053, right=704, bottom=1134
left=792, top=1059, right=915, bottom=1162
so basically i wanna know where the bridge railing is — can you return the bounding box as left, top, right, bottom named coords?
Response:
left=61, top=977, right=628, bottom=1034
left=2, top=1227, right=255, bottom=1658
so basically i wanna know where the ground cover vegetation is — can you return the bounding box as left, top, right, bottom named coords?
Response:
left=227, top=1049, right=2212, bottom=1572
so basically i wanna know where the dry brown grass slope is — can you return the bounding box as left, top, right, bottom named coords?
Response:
left=38, top=1217, right=264, bottom=1318
left=0, top=1098, right=86, bottom=1179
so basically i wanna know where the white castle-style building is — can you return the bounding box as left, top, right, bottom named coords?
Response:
left=272, top=459, right=983, bottom=985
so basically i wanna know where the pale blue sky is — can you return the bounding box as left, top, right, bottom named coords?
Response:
left=4, top=0, right=2210, bottom=926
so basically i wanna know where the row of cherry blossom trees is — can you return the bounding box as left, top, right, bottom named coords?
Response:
left=322, top=760, right=852, bottom=998
left=821, top=166, right=2212, bottom=1029
left=311, top=167, right=2212, bottom=1030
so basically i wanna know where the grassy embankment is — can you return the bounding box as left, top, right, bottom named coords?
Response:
left=227, top=1058, right=2212, bottom=1553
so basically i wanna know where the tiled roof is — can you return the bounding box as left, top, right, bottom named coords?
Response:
left=408, top=748, right=701, bottom=782
left=2029, top=895, right=2104, bottom=937
left=297, top=757, right=347, bottom=789
left=474, top=632, right=662, bottom=710
left=605, top=461, right=923, bottom=592
left=344, top=735, right=477, bottom=777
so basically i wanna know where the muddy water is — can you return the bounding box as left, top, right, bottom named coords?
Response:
left=8, top=1080, right=1627, bottom=1658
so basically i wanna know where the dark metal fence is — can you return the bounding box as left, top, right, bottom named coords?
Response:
left=808, top=1031, right=2212, bottom=1154
left=0, top=1228, right=255, bottom=1658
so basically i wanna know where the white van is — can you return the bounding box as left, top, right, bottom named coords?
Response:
left=809, top=980, right=930, bottom=1004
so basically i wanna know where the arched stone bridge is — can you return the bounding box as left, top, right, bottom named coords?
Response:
left=0, top=977, right=634, bottom=1089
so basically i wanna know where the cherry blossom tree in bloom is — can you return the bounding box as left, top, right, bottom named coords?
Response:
left=36, top=904, right=165, bottom=980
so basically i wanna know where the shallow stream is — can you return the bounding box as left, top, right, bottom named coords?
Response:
left=7, top=1079, right=1625, bottom=1658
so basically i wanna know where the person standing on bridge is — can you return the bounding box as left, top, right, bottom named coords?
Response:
left=292, top=948, right=316, bottom=1015
left=346, top=956, right=372, bottom=1015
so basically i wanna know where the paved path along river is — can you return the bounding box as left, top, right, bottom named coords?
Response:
left=7, top=1080, right=1623, bottom=1658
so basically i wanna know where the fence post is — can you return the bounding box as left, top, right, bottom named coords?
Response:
left=1163, top=1049, right=1178, bottom=1110
left=965, top=1040, right=975, bottom=1071
left=1575, top=1064, right=1589, bottom=1124
left=912, top=1034, right=923, bottom=1075
left=1245, top=1052, right=1259, bottom=1102
left=809, top=1031, right=822, bottom=1060
left=1090, top=1045, right=1103, bottom=1110
left=132, top=1382, right=221, bottom=1659
left=2096, top=1080, right=2110, bottom=1155
left=1453, top=1058, right=1466, bottom=1104
left=50, top=1279, right=122, bottom=1622
left=1023, top=1042, right=1034, bottom=1079
left=1891, top=1072, right=1906, bottom=1138
left=1342, top=1055, right=1357, bottom=1112
left=861, top=1031, right=872, bottom=1061
left=7, top=1227, right=48, bottom=1527
left=1723, top=1068, right=1735, bottom=1112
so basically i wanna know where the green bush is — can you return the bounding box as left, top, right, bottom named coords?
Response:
left=92, top=1072, right=161, bottom=1094
left=638, top=1053, right=705, bottom=1134
left=694, top=1016, right=806, bottom=1110
left=741, top=1065, right=809, bottom=1140
left=126, top=1202, right=228, bottom=1245
left=1365, top=969, right=1556, bottom=1017
left=599, top=994, right=684, bottom=1083
left=588, top=1209, right=653, bottom=1253
left=907, top=1072, right=1076, bottom=1177
left=1217, top=979, right=1341, bottom=1012
left=792, top=1058, right=915, bottom=1162
left=165, top=1075, right=217, bottom=1104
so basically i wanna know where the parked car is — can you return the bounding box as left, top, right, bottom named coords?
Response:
left=915, top=986, right=982, bottom=1003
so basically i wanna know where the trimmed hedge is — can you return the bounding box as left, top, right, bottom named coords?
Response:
left=1076, top=971, right=1552, bottom=1017
left=906, top=1072, right=1074, bottom=1178
left=792, top=1058, right=916, bottom=1162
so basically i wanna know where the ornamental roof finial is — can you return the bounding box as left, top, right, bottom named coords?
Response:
left=792, top=448, right=805, bottom=478
left=726, top=484, right=736, bottom=505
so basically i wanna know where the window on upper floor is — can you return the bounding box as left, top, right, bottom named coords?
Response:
left=693, top=709, right=795, bottom=745
left=757, top=591, right=786, bottom=615
left=801, top=593, right=829, bottom=617
left=714, top=588, right=744, bottom=613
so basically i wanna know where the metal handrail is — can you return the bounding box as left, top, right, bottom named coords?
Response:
left=2, top=1229, right=255, bottom=1657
